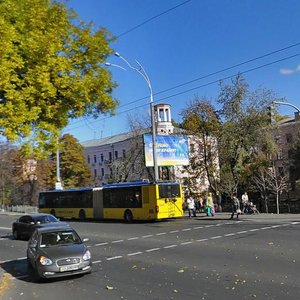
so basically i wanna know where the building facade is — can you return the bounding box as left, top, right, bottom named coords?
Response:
left=81, top=104, right=216, bottom=194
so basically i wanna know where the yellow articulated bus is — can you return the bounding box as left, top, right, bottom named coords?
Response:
left=39, top=181, right=184, bottom=222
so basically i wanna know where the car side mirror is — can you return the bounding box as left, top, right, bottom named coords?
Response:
left=30, top=222, right=35, bottom=225
left=82, top=238, right=89, bottom=243
left=29, top=240, right=38, bottom=248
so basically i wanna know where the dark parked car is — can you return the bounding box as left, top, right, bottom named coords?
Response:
left=12, top=213, right=65, bottom=240
left=27, top=225, right=92, bottom=280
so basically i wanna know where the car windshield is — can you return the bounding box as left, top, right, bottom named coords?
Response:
left=40, top=231, right=81, bottom=247
left=35, top=215, right=59, bottom=224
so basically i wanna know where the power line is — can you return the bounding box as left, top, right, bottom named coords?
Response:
left=115, top=41, right=300, bottom=109
left=117, top=0, right=192, bottom=38
left=68, top=41, right=300, bottom=128
left=65, top=51, right=300, bottom=132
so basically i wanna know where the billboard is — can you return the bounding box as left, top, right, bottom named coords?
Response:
left=143, top=134, right=189, bottom=167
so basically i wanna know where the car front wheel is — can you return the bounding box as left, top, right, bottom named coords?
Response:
left=13, top=229, right=19, bottom=240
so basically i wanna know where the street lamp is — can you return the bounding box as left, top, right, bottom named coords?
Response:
left=107, top=52, right=159, bottom=182
left=272, top=101, right=300, bottom=112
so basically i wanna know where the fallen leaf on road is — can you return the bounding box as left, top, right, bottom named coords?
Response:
left=106, top=286, right=114, bottom=290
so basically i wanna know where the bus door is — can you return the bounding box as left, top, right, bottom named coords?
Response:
left=141, top=185, right=157, bottom=220
left=93, top=188, right=104, bottom=219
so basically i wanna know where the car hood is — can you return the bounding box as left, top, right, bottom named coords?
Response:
left=37, top=221, right=69, bottom=228
left=39, top=243, right=87, bottom=260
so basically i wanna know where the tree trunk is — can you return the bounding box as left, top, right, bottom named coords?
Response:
left=276, top=192, right=280, bottom=214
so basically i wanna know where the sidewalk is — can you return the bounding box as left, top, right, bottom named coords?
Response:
left=185, top=212, right=300, bottom=223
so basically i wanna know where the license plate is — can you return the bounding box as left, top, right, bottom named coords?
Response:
left=60, top=265, right=79, bottom=272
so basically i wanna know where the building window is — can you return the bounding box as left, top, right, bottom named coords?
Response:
left=101, top=168, right=104, bottom=177
left=94, top=169, right=97, bottom=178
left=123, top=149, right=126, bottom=158
left=87, top=155, right=90, bottom=164
left=109, top=152, right=112, bottom=162
left=94, top=155, right=97, bottom=163
left=115, top=150, right=118, bottom=159
left=101, top=153, right=104, bottom=162
left=159, top=108, right=164, bottom=121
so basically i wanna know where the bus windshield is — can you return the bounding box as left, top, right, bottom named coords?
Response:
left=158, top=184, right=180, bottom=198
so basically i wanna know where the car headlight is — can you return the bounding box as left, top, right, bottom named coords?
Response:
left=83, top=250, right=91, bottom=261
left=39, top=256, right=53, bottom=266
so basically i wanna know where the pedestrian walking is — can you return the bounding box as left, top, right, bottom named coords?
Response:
left=186, top=195, right=196, bottom=217
left=230, top=194, right=240, bottom=219
left=206, top=192, right=215, bottom=216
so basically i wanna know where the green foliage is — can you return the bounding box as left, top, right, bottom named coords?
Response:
left=59, top=134, right=92, bottom=188
left=0, top=0, right=118, bottom=156
left=180, top=97, right=220, bottom=195
left=217, top=74, right=279, bottom=195
left=180, top=74, right=284, bottom=197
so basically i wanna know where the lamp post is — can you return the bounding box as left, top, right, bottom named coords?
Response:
left=107, top=53, right=159, bottom=182
left=55, top=135, right=63, bottom=190
left=272, top=101, right=300, bottom=112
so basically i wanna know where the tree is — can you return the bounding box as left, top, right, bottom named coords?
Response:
left=217, top=74, right=281, bottom=197
left=266, top=161, right=288, bottom=214
left=59, top=134, right=92, bottom=189
left=0, top=0, right=118, bottom=156
left=110, top=114, right=152, bottom=183
left=180, top=97, right=220, bottom=196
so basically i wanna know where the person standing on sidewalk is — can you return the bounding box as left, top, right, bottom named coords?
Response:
left=241, top=191, right=249, bottom=214
left=186, top=195, right=196, bottom=217
left=230, top=194, right=240, bottom=219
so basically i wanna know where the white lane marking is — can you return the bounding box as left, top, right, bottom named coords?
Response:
left=128, top=237, right=139, bottom=240
left=261, top=227, right=271, bottom=230
left=92, top=260, right=102, bottom=264
left=163, top=244, right=177, bottom=249
left=224, top=233, right=236, bottom=236
left=193, top=226, right=203, bottom=230
left=291, top=222, right=299, bottom=225
left=205, top=225, right=214, bottom=228
left=0, top=227, right=11, bottom=230
left=128, top=252, right=143, bottom=256
left=237, top=231, right=248, bottom=234
left=111, top=240, right=124, bottom=244
left=249, top=229, right=260, bottom=232
left=169, top=230, right=179, bottom=233
left=180, top=241, right=193, bottom=245
left=17, top=257, right=27, bottom=260
left=95, top=242, right=108, bottom=246
left=196, top=238, right=208, bottom=242
left=146, top=248, right=160, bottom=252
left=210, top=236, right=222, bottom=239
left=215, top=224, right=222, bottom=226
left=106, top=256, right=123, bottom=261
left=142, top=235, right=153, bottom=238
left=181, top=228, right=191, bottom=231
left=271, top=225, right=281, bottom=228
left=156, top=232, right=167, bottom=236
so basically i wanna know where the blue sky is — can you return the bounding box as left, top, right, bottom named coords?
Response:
left=62, top=0, right=300, bottom=142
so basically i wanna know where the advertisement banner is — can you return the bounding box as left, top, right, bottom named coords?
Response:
left=143, top=134, right=189, bottom=166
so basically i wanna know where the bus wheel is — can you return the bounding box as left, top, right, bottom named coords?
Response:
left=50, top=209, right=56, bottom=217
left=79, top=209, right=86, bottom=220
left=124, top=210, right=133, bottom=222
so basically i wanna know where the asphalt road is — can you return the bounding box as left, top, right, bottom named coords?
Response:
left=1, top=213, right=300, bottom=300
